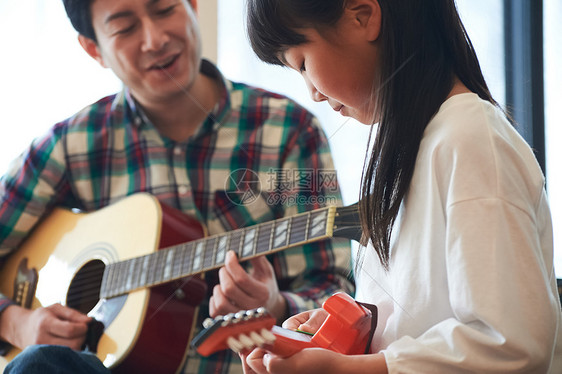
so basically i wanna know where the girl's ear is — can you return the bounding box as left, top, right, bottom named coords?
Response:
left=78, top=35, right=107, bottom=68
left=345, top=0, right=382, bottom=42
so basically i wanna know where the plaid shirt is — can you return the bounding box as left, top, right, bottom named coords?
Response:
left=0, top=60, right=353, bottom=373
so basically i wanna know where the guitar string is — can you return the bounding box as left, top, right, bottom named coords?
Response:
left=143, top=275, right=198, bottom=322
left=66, top=230, right=311, bottom=302
left=68, top=228, right=305, bottom=301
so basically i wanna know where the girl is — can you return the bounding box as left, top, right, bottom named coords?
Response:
left=242, top=0, right=562, bottom=373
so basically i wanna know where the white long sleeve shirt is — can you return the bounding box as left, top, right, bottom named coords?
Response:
left=355, top=93, right=562, bottom=373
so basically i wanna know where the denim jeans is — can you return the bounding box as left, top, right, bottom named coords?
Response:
left=5, top=345, right=110, bottom=374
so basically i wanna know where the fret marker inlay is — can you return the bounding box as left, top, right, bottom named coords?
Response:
left=164, top=249, right=174, bottom=280
left=193, top=242, right=204, bottom=271
left=310, top=211, right=328, bottom=238
left=216, top=235, right=228, bottom=264
left=274, top=220, right=288, bottom=248
left=243, top=228, right=256, bottom=257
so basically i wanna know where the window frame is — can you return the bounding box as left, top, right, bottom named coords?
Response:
left=504, top=0, right=546, bottom=173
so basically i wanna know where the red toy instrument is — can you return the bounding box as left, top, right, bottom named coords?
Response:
left=192, top=292, right=377, bottom=357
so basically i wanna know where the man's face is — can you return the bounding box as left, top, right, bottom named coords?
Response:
left=87, top=0, right=201, bottom=104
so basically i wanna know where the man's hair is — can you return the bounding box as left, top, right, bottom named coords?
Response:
left=62, top=0, right=97, bottom=42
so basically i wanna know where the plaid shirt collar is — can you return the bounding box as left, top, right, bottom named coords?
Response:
left=120, top=59, right=232, bottom=138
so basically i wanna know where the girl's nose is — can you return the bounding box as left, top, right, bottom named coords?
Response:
left=310, top=86, right=327, bottom=103
left=312, top=89, right=328, bottom=103
left=303, top=75, right=327, bottom=103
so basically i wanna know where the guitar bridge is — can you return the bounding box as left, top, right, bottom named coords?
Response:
left=13, top=258, right=38, bottom=308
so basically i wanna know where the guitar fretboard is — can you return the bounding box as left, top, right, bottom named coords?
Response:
left=100, top=206, right=336, bottom=299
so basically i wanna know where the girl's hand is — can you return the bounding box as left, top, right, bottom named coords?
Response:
left=241, top=349, right=389, bottom=374
left=242, top=347, right=344, bottom=374
left=282, top=307, right=329, bottom=334
left=240, top=308, right=332, bottom=374
left=240, top=306, right=389, bottom=374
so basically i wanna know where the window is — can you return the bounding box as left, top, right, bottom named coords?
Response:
left=0, top=1, right=121, bottom=174
left=544, top=0, right=562, bottom=276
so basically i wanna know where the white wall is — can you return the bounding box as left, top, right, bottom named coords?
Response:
left=199, top=0, right=218, bottom=63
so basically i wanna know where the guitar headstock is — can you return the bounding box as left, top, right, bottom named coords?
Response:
left=333, top=203, right=362, bottom=242
left=191, top=307, right=277, bottom=356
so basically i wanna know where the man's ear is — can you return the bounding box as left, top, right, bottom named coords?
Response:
left=346, top=0, right=381, bottom=42
left=188, top=0, right=198, bottom=14
left=78, top=35, right=107, bottom=68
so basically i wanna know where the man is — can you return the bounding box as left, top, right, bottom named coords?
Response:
left=0, top=0, right=353, bottom=373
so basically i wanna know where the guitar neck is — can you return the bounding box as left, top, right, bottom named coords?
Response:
left=100, top=206, right=337, bottom=299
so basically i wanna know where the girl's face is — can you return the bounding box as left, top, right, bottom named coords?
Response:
left=282, top=18, right=380, bottom=125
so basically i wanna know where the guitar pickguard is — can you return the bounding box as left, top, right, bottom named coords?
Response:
left=88, top=295, right=128, bottom=330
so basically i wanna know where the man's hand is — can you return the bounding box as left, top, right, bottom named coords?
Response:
left=210, top=251, right=288, bottom=322
left=0, top=303, right=91, bottom=350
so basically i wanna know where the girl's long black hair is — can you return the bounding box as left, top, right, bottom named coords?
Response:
left=247, top=0, right=498, bottom=269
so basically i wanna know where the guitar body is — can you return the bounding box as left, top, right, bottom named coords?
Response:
left=0, top=193, right=207, bottom=373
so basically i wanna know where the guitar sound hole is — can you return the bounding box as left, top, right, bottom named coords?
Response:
left=66, top=259, right=105, bottom=314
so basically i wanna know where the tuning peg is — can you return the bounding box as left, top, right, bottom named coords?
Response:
left=202, top=317, right=214, bottom=329
left=248, top=331, right=266, bottom=346
left=227, top=336, right=245, bottom=353
left=255, top=307, right=267, bottom=317
left=260, top=328, right=276, bottom=343
left=222, top=313, right=236, bottom=326
left=238, top=333, right=255, bottom=349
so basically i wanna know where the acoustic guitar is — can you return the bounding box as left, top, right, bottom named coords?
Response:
left=0, top=193, right=361, bottom=373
